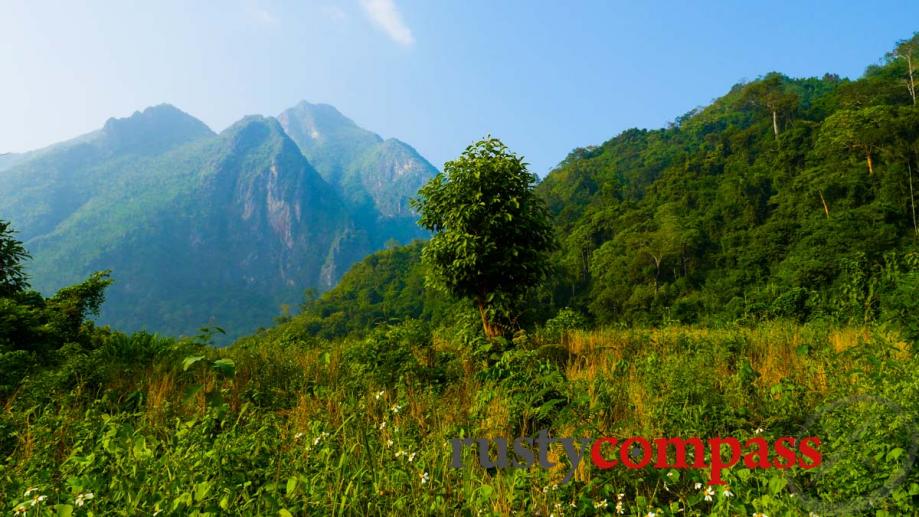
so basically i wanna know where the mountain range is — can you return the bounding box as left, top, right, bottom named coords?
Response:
left=0, top=102, right=436, bottom=340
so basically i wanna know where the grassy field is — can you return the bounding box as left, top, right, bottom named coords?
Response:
left=2, top=321, right=916, bottom=515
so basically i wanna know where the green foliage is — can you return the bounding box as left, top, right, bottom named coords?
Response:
left=413, top=137, right=556, bottom=336
left=0, top=219, right=30, bottom=297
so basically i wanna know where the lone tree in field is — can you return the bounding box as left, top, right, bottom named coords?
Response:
left=412, top=137, right=555, bottom=338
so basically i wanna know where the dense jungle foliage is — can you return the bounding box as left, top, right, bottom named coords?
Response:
left=1, top=34, right=918, bottom=515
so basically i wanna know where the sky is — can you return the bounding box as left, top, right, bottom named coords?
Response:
left=2, top=1, right=918, bottom=176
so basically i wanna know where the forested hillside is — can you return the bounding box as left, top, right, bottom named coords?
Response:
left=264, top=33, right=919, bottom=344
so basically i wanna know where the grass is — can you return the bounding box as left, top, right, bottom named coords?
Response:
left=1, top=321, right=917, bottom=515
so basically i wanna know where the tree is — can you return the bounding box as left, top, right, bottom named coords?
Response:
left=742, top=73, right=799, bottom=139
left=888, top=34, right=918, bottom=105
left=817, top=106, right=892, bottom=175
left=0, top=220, right=30, bottom=297
left=412, top=137, right=555, bottom=337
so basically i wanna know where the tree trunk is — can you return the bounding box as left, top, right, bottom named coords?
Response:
left=772, top=110, right=779, bottom=139
left=908, top=54, right=916, bottom=105
left=818, top=190, right=830, bottom=218
left=909, top=161, right=918, bottom=237
left=477, top=298, right=499, bottom=338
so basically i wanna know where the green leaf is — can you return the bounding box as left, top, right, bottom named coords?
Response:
left=279, top=510, right=294, bottom=517
left=768, top=475, right=787, bottom=495
left=886, top=447, right=904, bottom=462
left=54, top=505, right=74, bottom=517
left=183, top=355, right=205, bottom=371
left=212, top=358, right=236, bottom=377
left=286, top=476, right=298, bottom=497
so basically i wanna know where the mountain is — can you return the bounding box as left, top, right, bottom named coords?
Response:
left=278, top=101, right=437, bottom=224
left=0, top=103, right=434, bottom=340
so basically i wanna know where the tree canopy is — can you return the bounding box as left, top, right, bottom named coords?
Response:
left=412, top=137, right=555, bottom=337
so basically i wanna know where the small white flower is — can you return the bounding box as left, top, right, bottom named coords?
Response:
left=375, top=390, right=385, bottom=400
left=693, top=482, right=702, bottom=490
left=390, top=404, right=402, bottom=413
left=593, top=499, right=608, bottom=510
left=704, top=486, right=715, bottom=502
left=24, top=487, right=38, bottom=497
left=647, top=512, right=657, bottom=517
left=722, top=489, right=734, bottom=498
left=378, top=421, right=387, bottom=431
left=617, top=492, right=625, bottom=500
left=75, top=492, right=95, bottom=507
left=420, top=471, right=430, bottom=484
left=408, top=451, right=417, bottom=462
left=754, top=427, right=765, bottom=435
left=616, top=501, right=625, bottom=514
left=294, top=432, right=304, bottom=440
left=569, top=501, right=577, bottom=508
left=396, top=449, right=406, bottom=458
left=385, top=439, right=394, bottom=448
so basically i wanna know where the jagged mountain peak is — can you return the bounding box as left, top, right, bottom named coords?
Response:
left=100, top=103, right=214, bottom=155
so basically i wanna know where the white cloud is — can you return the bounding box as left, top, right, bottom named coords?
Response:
left=359, top=0, right=414, bottom=47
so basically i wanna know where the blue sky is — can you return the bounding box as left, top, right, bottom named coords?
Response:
left=2, top=1, right=918, bottom=175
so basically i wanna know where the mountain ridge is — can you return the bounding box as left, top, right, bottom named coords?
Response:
left=0, top=101, right=434, bottom=340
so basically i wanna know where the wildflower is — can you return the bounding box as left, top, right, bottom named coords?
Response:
left=14, top=506, right=27, bottom=515
left=722, top=488, right=734, bottom=498
left=75, top=492, right=95, bottom=507
left=395, top=449, right=406, bottom=458
left=312, top=431, right=330, bottom=447
left=754, top=427, right=765, bottom=435
left=704, top=486, right=715, bottom=502
left=408, top=451, right=417, bottom=462
left=391, top=404, right=402, bottom=413
left=593, top=499, right=608, bottom=510
left=647, top=512, right=657, bottom=517
left=693, top=482, right=702, bottom=490
left=420, top=471, right=430, bottom=484
left=24, top=487, right=38, bottom=497
left=616, top=500, right=625, bottom=515
left=385, top=439, right=394, bottom=448
left=617, top=493, right=625, bottom=500
left=30, top=494, right=47, bottom=507
left=375, top=390, right=385, bottom=400
left=378, top=421, right=387, bottom=431
left=753, top=513, right=769, bottom=517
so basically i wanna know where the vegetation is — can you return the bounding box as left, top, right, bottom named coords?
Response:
left=413, top=137, right=555, bottom=337
left=2, top=33, right=919, bottom=515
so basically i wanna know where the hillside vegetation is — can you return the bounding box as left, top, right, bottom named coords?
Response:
left=1, top=34, right=919, bottom=515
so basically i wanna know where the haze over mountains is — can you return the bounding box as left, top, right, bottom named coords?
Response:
left=0, top=102, right=436, bottom=340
